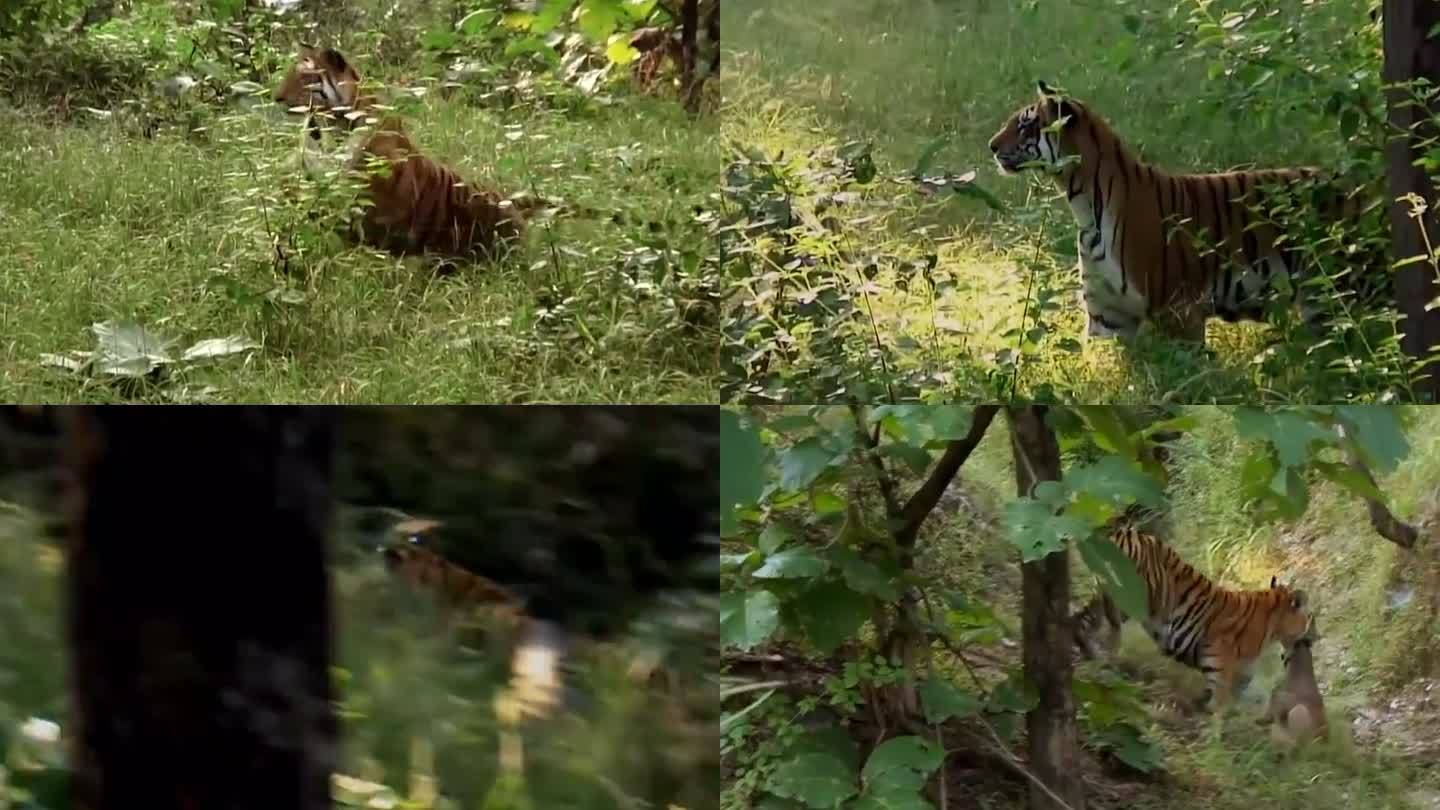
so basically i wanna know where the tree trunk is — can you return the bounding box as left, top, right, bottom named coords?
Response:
left=1384, top=0, right=1440, bottom=402
left=62, top=407, right=338, bottom=810
left=680, top=0, right=699, bottom=113
left=1009, top=407, right=1083, bottom=810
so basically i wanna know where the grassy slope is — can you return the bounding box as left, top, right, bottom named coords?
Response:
left=911, top=407, right=1440, bottom=809
left=722, top=0, right=1377, bottom=402
left=0, top=67, right=717, bottom=403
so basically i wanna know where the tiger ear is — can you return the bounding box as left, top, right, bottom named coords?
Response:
left=1291, top=589, right=1307, bottom=610
left=1036, top=80, right=1076, bottom=127
left=1036, top=79, right=1058, bottom=99
left=322, top=48, right=349, bottom=73
left=1270, top=575, right=1279, bottom=589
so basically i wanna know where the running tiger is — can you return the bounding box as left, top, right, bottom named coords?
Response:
left=383, top=518, right=569, bottom=720
left=989, top=81, right=1384, bottom=342
left=1071, top=526, right=1311, bottom=710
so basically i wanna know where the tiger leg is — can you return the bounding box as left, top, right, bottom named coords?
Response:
left=1197, top=649, right=1239, bottom=714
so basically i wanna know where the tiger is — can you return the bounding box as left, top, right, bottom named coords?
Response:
left=273, top=45, right=376, bottom=138
left=352, top=116, right=535, bottom=260
left=989, top=80, right=1386, bottom=343
left=1071, top=526, right=1311, bottom=710
left=382, top=517, right=569, bottom=722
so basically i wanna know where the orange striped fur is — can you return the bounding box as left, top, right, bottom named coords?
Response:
left=990, top=81, right=1380, bottom=342
left=1073, top=526, right=1310, bottom=709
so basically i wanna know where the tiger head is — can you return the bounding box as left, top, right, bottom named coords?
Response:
left=1266, top=575, right=1312, bottom=647
left=274, top=46, right=370, bottom=131
left=988, top=80, right=1082, bottom=175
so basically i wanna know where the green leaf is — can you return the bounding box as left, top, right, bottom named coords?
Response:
left=576, top=0, right=622, bottom=40
left=792, top=581, right=872, bottom=652
left=1064, top=456, right=1166, bottom=513
left=986, top=674, right=1039, bottom=713
left=880, top=441, right=932, bottom=475
left=1336, top=405, right=1408, bottom=473
left=759, top=523, right=792, bottom=555
left=1073, top=406, right=1139, bottom=457
left=1090, top=723, right=1163, bottom=773
left=780, top=437, right=842, bottom=492
left=911, top=133, right=952, bottom=178
left=754, top=547, right=829, bottom=579
left=848, top=786, right=934, bottom=810
left=1312, top=460, right=1386, bottom=503
left=721, top=411, right=766, bottom=535
left=531, top=0, right=575, bottom=34
left=720, top=590, right=780, bottom=650
left=1004, top=497, right=1088, bottom=561
left=1265, top=412, right=1334, bottom=468
left=1076, top=534, right=1148, bottom=620
left=767, top=752, right=858, bottom=809
left=812, top=489, right=847, bottom=516
left=918, top=678, right=982, bottom=724
left=829, top=546, right=900, bottom=600
left=860, top=736, right=944, bottom=791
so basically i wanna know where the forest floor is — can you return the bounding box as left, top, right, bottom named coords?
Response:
left=0, top=26, right=717, bottom=402
left=720, top=0, right=1403, bottom=403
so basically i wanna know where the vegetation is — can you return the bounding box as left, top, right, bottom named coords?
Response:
left=0, top=406, right=718, bottom=810
left=0, top=0, right=718, bottom=403
left=720, top=0, right=1440, bottom=403
left=720, top=405, right=1440, bottom=809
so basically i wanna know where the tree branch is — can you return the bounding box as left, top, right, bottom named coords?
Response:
left=1337, top=424, right=1419, bottom=549
left=894, top=405, right=999, bottom=549
left=848, top=401, right=903, bottom=522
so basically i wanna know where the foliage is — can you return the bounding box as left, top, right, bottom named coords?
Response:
left=722, top=0, right=1421, bottom=403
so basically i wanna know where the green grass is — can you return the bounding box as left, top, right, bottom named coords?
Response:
left=0, top=67, right=717, bottom=403
left=721, top=0, right=1395, bottom=403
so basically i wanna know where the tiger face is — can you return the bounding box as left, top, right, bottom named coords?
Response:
left=1267, top=576, right=1311, bottom=648
left=274, top=46, right=368, bottom=130
left=988, top=81, right=1075, bottom=175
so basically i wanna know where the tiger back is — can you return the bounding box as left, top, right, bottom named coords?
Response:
left=352, top=117, right=533, bottom=260
left=1073, top=526, right=1311, bottom=709
left=989, top=81, right=1386, bottom=343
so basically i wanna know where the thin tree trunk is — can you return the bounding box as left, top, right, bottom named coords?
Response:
left=62, top=407, right=338, bottom=810
left=1384, top=0, right=1440, bottom=402
left=1009, top=407, right=1083, bottom=810
left=680, top=0, right=699, bottom=113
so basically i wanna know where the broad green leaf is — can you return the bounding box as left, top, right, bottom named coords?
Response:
left=759, top=523, right=791, bottom=554
left=1312, top=460, right=1386, bottom=503
left=986, top=674, right=1039, bottom=713
left=880, top=442, right=932, bottom=475
left=780, top=437, right=841, bottom=492
left=531, top=0, right=574, bottom=34
left=829, top=546, right=900, bottom=600
left=754, top=547, right=829, bottom=579
left=1073, top=406, right=1139, bottom=457
left=1336, top=405, right=1409, bottom=473
left=767, top=752, right=858, bottom=809
left=576, top=0, right=622, bottom=41
left=1265, top=412, right=1334, bottom=467
left=1004, top=497, right=1088, bottom=561
left=721, top=411, right=765, bottom=535
left=918, top=678, right=981, bottom=724
left=720, top=590, right=780, bottom=650
left=812, top=489, right=847, bottom=516
left=848, top=786, right=934, bottom=810
left=1076, top=534, right=1148, bottom=620
left=1064, top=456, right=1166, bottom=514
left=792, top=581, right=872, bottom=652
left=1090, top=723, right=1163, bottom=773
left=860, top=736, right=943, bottom=790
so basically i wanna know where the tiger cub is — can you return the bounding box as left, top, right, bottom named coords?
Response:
left=1071, top=526, right=1311, bottom=710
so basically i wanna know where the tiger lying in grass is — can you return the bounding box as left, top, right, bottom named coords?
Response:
left=272, top=47, right=539, bottom=261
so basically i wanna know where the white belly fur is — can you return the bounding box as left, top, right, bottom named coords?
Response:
left=1069, top=196, right=1147, bottom=338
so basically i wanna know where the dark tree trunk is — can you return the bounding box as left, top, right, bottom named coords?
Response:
left=680, top=0, right=699, bottom=112
left=1009, top=407, right=1083, bottom=810
left=62, top=407, right=338, bottom=810
left=1384, top=0, right=1440, bottom=401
